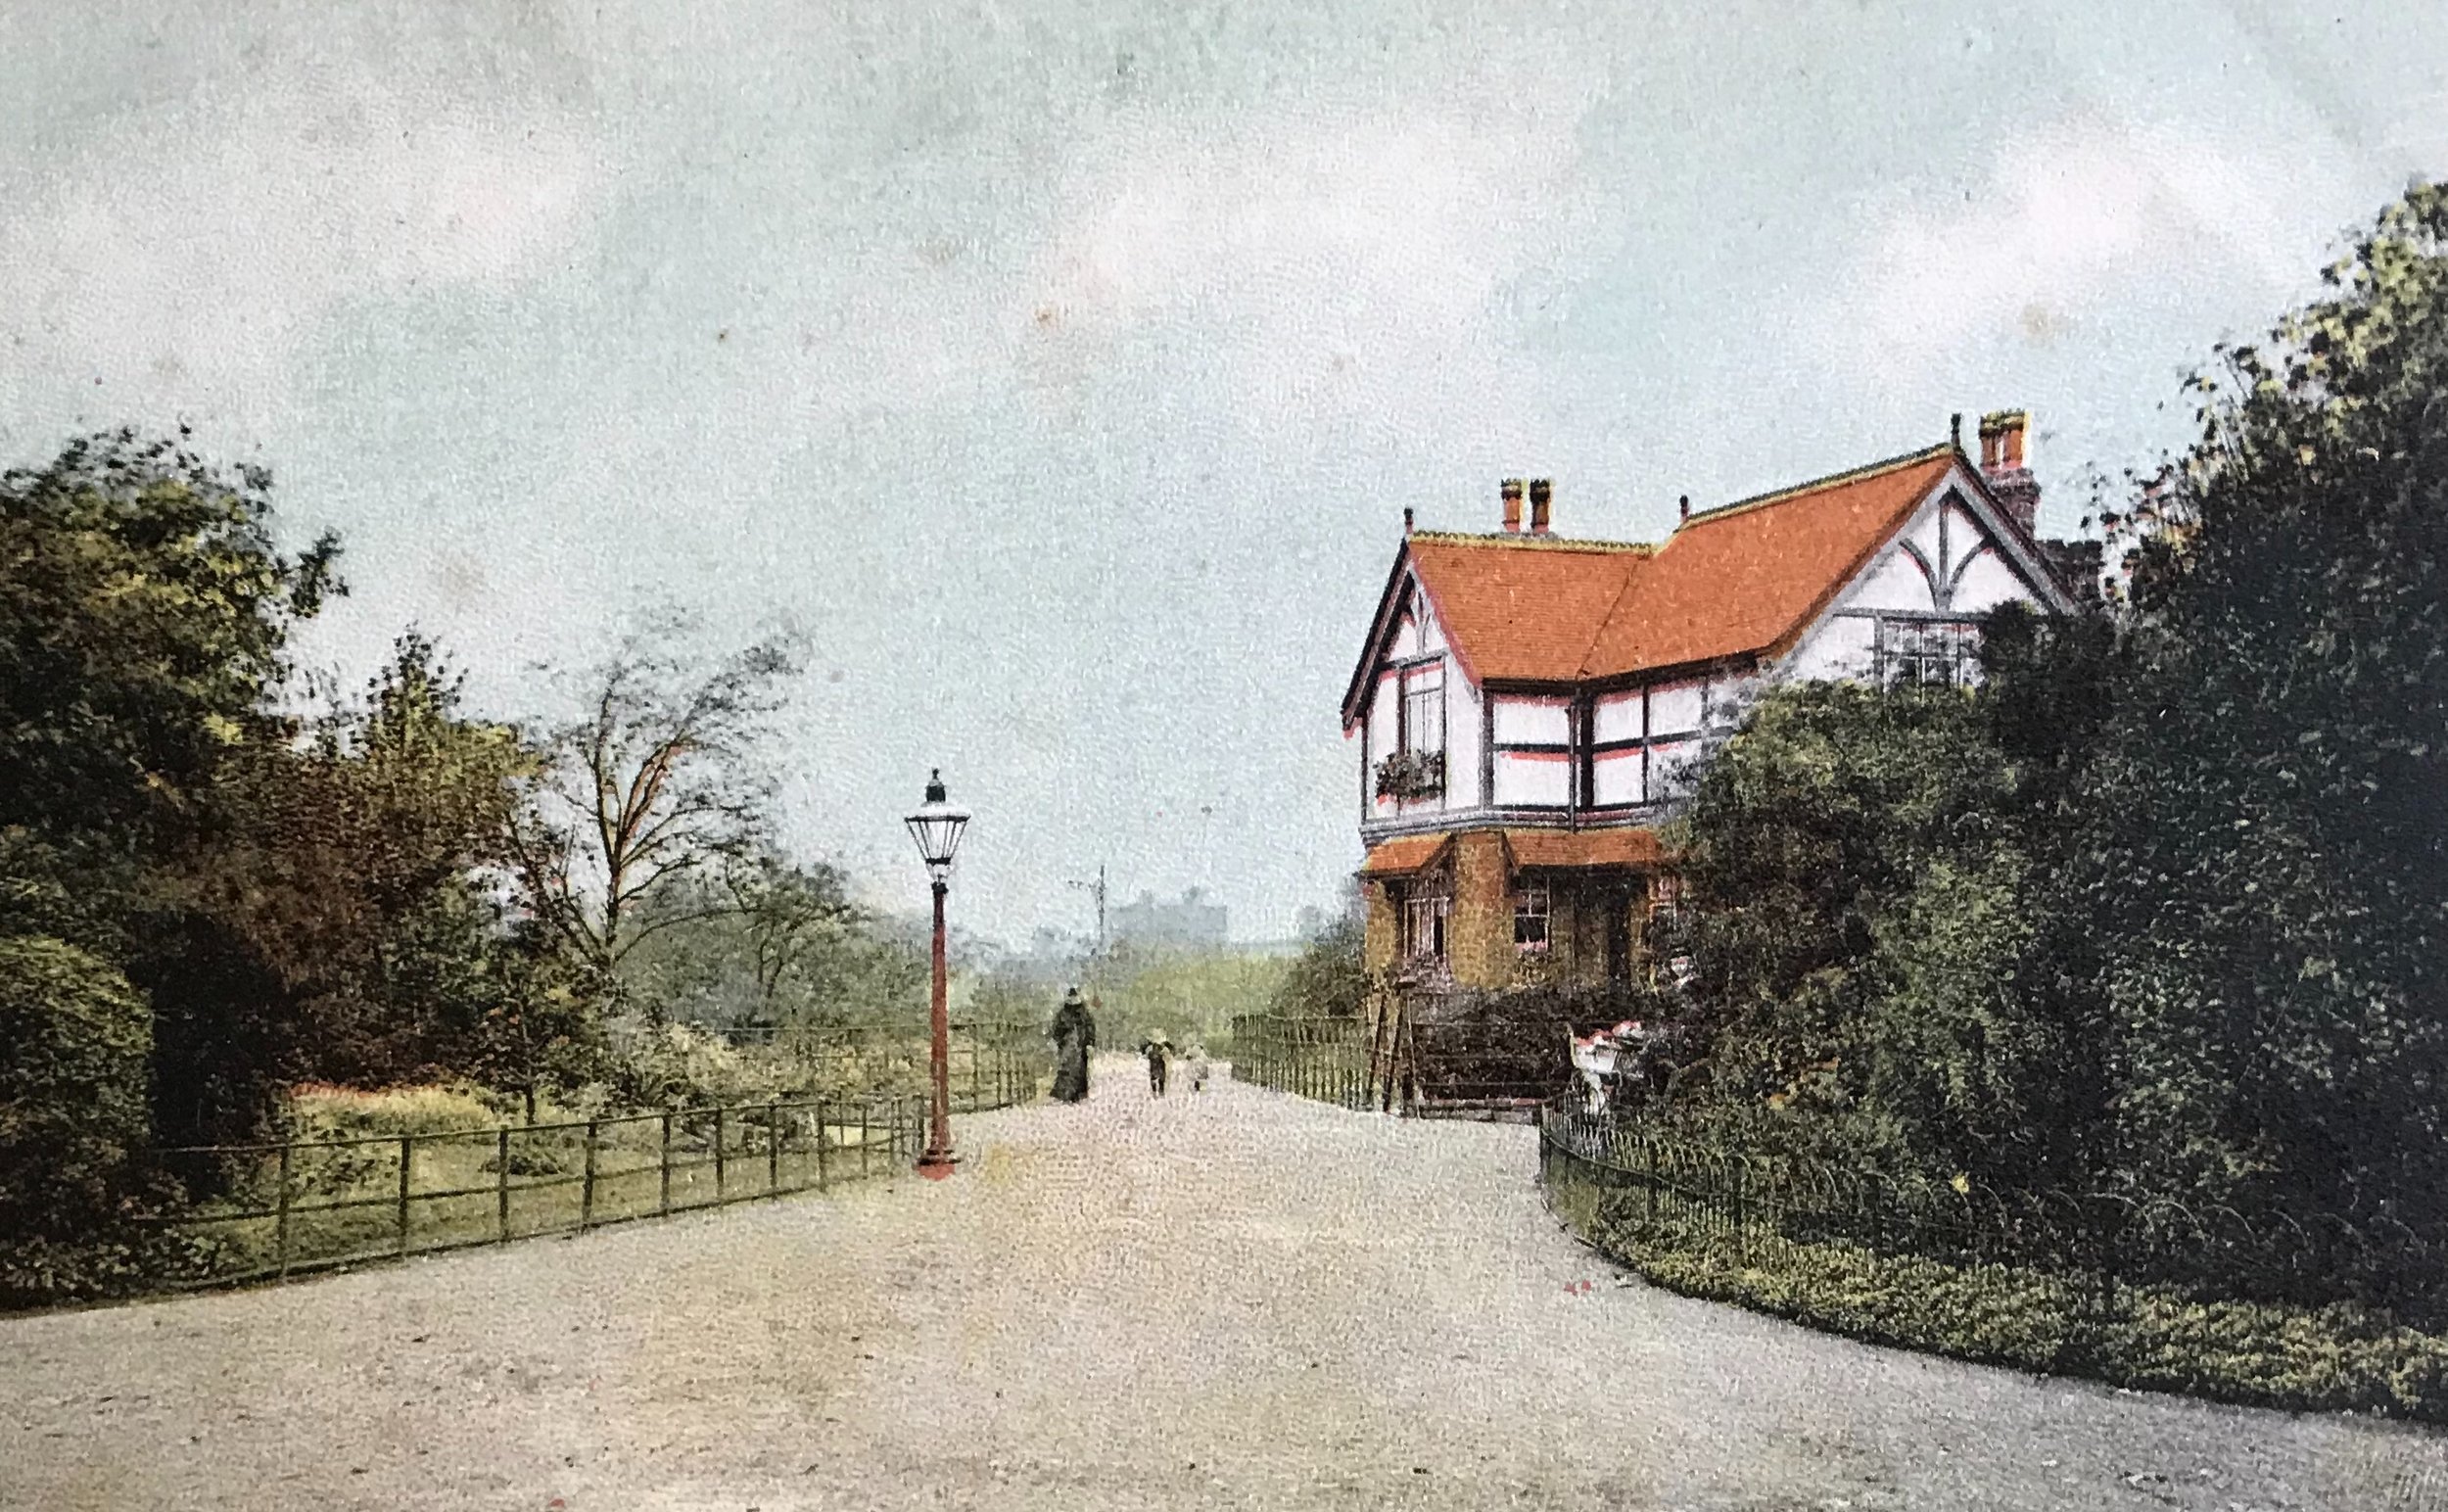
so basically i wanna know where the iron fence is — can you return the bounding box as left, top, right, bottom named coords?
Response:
left=137, top=1023, right=1050, bottom=1291
left=1538, top=1102, right=2448, bottom=1327
left=1230, top=1008, right=1571, bottom=1118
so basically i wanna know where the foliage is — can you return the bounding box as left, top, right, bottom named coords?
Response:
left=1268, top=910, right=1365, bottom=1021
left=2058, top=184, right=2448, bottom=1228
left=0, top=430, right=345, bottom=1150
left=1557, top=1168, right=2448, bottom=1423
left=1095, top=942, right=1293, bottom=1051
left=198, top=634, right=536, bottom=1086
left=510, top=615, right=807, bottom=979
left=0, top=936, right=161, bottom=1304
left=0, top=428, right=341, bottom=868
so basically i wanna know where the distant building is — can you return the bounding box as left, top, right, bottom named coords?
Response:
left=1110, top=887, right=1229, bottom=950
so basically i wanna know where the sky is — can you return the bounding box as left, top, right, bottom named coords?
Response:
left=4, top=1, right=2446, bottom=946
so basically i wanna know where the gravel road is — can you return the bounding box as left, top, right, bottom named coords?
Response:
left=5, top=1056, right=2443, bottom=1511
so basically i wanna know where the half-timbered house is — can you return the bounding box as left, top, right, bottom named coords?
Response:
left=1342, top=411, right=2082, bottom=999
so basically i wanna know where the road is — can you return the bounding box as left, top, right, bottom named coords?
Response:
left=4, top=1056, right=2443, bottom=1511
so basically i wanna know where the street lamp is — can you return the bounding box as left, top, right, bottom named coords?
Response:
left=904, top=769, right=970, bottom=1179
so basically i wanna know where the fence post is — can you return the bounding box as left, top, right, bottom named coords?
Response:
left=275, top=1139, right=294, bottom=1278
left=969, top=1032, right=982, bottom=1111
left=659, top=1111, right=673, bottom=1214
left=768, top=1102, right=781, bottom=1192
left=581, top=1118, right=598, bottom=1229
left=858, top=1103, right=870, bottom=1178
left=495, top=1126, right=511, bottom=1244
left=817, top=1102, right=830, bottom=1189
left=714, top=1106, right=728, bottom=1199
left=396, top=1134, right=414, bottom=1254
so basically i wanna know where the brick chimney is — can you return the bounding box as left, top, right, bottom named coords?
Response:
left=1978, top=409, right=2040, bottom=538
left=1500, top=478, right=1525, bottom=533
left=1529, top=479, right=1553, bottom=535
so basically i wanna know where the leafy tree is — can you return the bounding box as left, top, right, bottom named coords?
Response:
left=195, top=633, right=533, bottom=1084
left=510, top=617, right=806, bottom=981
left=0, top=428, right=341, bottom=865
left=0, top=430, right=342, bottom=1147
left=2065, top=184, right=2448, bottom=1227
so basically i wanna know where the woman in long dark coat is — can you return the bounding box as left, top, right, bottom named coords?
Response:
left=1049, top=986, right=1096, bottom=1103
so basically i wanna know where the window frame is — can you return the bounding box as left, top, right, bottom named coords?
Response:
left=1399, top=661, right=1446, bottom=758
left=1513, top=876, right=1551, bottom=954
left=1873, top=616, right=1983, bottom=687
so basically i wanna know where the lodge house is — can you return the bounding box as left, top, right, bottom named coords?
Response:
left=1343, top=411, right=2086, bottom=997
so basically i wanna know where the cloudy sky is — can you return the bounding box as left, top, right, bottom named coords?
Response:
left=5, top=1, right=2445, bottom=945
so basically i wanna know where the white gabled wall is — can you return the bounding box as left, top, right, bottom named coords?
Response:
left=1781, top=469, right=2058, bottom=685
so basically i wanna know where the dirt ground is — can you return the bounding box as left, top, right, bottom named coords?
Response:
left=5, top=1055, right=2445, bottom=1511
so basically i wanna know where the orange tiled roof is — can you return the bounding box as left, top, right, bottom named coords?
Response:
left=1404, top=535, right=1647, bottom=685
left=1400, top=445, right=1958, bottom=685
left=1358, top=833, right=1452, bottom=875
left=1504, top=827, right=1666, bottom=870
left=1581, top=447, right=1956, bottom=677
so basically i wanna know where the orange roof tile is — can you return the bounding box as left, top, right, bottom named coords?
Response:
left=1404, top=535, right=1647, bottom=684
left=1358, top=833, right=1452, bottom=875
left=1504, top=827, right=1666, bottom=870
left=1579, top=447, right=1956, bottom=678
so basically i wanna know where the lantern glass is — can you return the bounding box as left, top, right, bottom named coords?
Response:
left=904, top=769, right=970, bottom=874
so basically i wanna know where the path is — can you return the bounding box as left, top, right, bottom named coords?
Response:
left=4, top=1057, right=2442, bottom=1511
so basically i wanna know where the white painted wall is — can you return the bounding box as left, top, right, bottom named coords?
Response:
left=1445, top=672, right=1483, bottom=809
left=1492, top=695, right=1573, bottom=745
left=1646, top=738, right=1704, bottom=799
left=1951, top=548, right=2026, bottom=614
left=1783, top=614, right=1876, bottom=681
left=1592, top=748, right=1644, bottom=807
left=1593, top=688, right=1643, bottom=743
left=1493, top=749, right=1574, bottom=807
left=1649, top=679, right=1705, bottom=735
left=1849, top=547, right=1938, bottom=613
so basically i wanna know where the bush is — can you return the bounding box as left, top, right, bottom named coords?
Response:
left=0, top=934, right=160, bottom=1303
left=1560, top=1165, right=2448, bottom=1422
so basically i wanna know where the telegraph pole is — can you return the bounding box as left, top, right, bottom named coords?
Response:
left=1067, top=865, right=1108, bottom=1006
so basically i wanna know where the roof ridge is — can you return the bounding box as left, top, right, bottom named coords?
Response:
left=1675, top=441, right=1954, bottom=530
left=1409, top=530, right=1655, bottom=554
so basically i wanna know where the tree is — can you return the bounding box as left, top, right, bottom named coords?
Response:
left=193, top=634, right=534, bottom=1083
left=722, top=853, right=859, bottom=1021
left=2062, top=183, right=2448, bottom=1228
left=510, top=618, right=806, bottom=982
left=0, top=429, right=343, bottom=1147
left=0, top=428, right=341, bottom=868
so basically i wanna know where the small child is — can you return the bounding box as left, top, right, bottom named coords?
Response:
left=1185, top=1042, right=1211, bottom=1094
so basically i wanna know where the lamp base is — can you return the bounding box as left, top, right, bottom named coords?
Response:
left=916, top=1148, right=961, bottom=1181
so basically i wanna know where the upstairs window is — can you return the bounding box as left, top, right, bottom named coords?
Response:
left=1400, top=663, right=1445, bottom=756
left=1875, top=618, right=1982, bottom=687
left=1514, top=879, right=1551, bottom=953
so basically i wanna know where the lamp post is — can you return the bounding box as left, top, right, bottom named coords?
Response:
left=905, top=769, right=970, bottom=1179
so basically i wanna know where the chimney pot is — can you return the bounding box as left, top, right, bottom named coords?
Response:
left=1977, top=409, right=2039, bottom=537
left=1402, top=507, right=1415, bottom=536
left=1500, top=478, right=1524, bottom=533
left=1678, top=494, right=1690, bottom=523
left=1529, top=478, right=1552, bottom=535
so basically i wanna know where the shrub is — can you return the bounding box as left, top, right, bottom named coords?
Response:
left=0, top=934, right=159, bottom=1303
